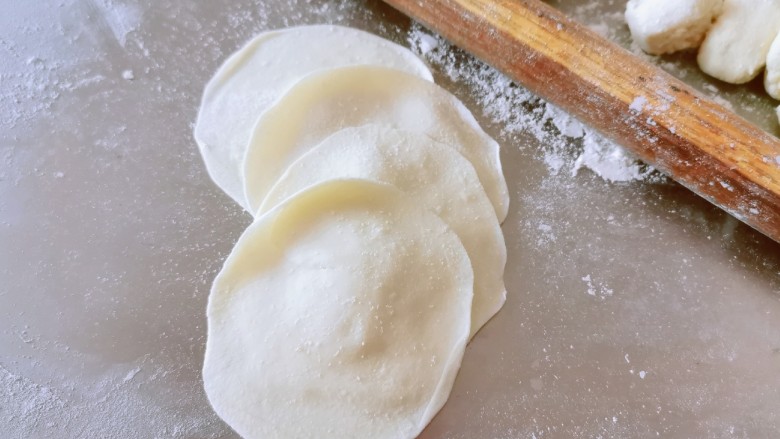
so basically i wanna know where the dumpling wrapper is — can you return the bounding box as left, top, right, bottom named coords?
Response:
left=697, top=0, right=780, bottom=84
left=259, top=125, right=506, bottom=338
left=203, top=179, right=473, bottom=439
left=193, top=25, right=432, bottom=209
left=243, top=65, right=510, bottom=222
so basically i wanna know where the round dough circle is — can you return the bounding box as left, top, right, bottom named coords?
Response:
left=242, top=65, right=510, bottom=222
left=193, top=25, right=433, bottom=209
left=203, top=179, right=473, bottom=439
left=259, top=125, right=506, bottom=338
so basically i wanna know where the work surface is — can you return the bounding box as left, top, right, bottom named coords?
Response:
left=2, top=0, right=779, bottom=437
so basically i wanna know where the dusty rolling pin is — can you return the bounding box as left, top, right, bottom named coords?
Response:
left=383, top=0, right=780, bottom=243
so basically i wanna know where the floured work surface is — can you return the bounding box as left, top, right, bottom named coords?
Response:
left=1, top=0, right=779, bottom=438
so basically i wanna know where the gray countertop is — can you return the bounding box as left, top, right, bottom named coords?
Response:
left=2, top=0, right=779, bottom=437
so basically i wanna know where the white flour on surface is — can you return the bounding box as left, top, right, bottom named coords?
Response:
left=0, top=363, right=65, bottom=434
left=581, top=274, right=615, bottom=299
left=0, top=0, right=145, bottom=132
left=407, top=24, right=663, bottom=184
left=0, top=351, right=225, bottom=439
left=89, top=0, right=143, bottom=48
left=573, top=134, right=656, bottom=183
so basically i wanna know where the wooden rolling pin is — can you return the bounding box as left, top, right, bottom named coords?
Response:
left=383, top=0, right=780, bottom=243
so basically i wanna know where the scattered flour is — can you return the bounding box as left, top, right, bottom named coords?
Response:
left=535, top=222, right=557, bottom=247
left=407, top=25, right=662, bottom=184
left=0, top=353, right=224, bottom=439
left=90, top=0, right=143, bottom=48
left=629, top=95, right=648, bottom=113
left=573, top=134, right=656, bottom=183
left=581, top=274, right=614, bottom=299
left=544, top=104, right=585, bottom=139
left=0, top=0, right=145, bottom=131
left=0, top=363, right=65, bottom=435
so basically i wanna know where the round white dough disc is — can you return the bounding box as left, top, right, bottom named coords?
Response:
left=259, top=125, right=506, bottom=338
left=242, top=65, right=510, bottom=222
left=203, top=179, right=473, bottom=439
left=193, top=25, right=433, bottom=209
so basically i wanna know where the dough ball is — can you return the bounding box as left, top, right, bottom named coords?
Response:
left=626, top=0, right=723, bottom=55
left=203, top=179, right=473, bottom=439
left=697, top=0, right=780, bottom=84
left=765, top=32, right=780, bottom=99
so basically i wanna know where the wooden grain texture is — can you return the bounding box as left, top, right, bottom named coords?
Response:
left=383, top=0, right=780, bottom=243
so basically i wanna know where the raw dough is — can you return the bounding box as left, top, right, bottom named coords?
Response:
left=259, top=125, right=507, bottom=338
left=203, top=179, right=473, bottom=439
left=625, top=0, right=723, bottom=55
left=765, top=32, right=780, bottom=99
left=193, top=25, right=432, bottom=209
left=697, top=0, right=780, bottom=84
left=242, top=65, right=510, bottom=222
